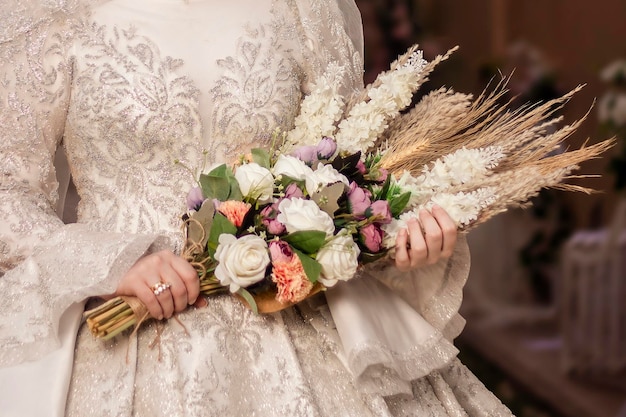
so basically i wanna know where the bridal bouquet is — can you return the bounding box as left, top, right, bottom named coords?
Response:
left=84, top=46, right=613, bottom=340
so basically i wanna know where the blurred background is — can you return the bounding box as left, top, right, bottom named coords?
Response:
left=354, top=0, right=626, bottom=416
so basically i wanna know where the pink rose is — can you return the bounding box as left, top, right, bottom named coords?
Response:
left=360, top=223, right=383, bottom=252
left=261, top=205, right=286, bottom=235
left=269, top=240, right=294, bottom=263
left=366, top=200, right=392, bottom=224
left=347, top=182, right=371, bottom=217
left=356, top=160, right=367, bottom=175
left=316, top=137, right=337, bottom=160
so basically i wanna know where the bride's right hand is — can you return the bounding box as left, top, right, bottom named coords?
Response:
left=113, top=250, right=200, bottom=320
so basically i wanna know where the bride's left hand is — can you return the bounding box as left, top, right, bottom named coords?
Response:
left=393, top=205, right=457, bottom=272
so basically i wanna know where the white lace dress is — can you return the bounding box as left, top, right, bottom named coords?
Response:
left=0, top=1, right=513, bottom=416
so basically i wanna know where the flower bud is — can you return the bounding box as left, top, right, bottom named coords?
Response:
left=316, top=137, right=337, bottom=160
left=186, top=186, right=205, bottom=211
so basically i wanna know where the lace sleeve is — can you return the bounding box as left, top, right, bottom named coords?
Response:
left=0, top=15, right=162, bottom=366
left=0, top=17, right=72, bottom=272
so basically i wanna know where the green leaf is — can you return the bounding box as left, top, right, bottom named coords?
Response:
left=199, top=165, right=230, bottom=201
left=389, top=191, right=411, bottom=217
left=251, top=148, right=271, bottom=169
left=226, top=174, right=243, bottom=201
left=282, top=230, right=327, bottom=254
left=208, top=164, right=229, bottom=177
left=293, top=249, right=321, bottom=283
left=378, top=173, right=392, bottom=200
left=236, top=287, right=258, bottom=314
left=207, top=212, right=237, bottom=257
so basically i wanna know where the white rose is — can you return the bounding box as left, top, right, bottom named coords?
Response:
left=234, top=162, right=275, bottom=203
left=276, top=197, right=335, bottom=237
left=305, top=162, right=349, bottom=195
left=214, top=234, right=270, bottom=292
left=272, top=154, right=313, bottom=181
left=316, top=232, right=360, bottom=287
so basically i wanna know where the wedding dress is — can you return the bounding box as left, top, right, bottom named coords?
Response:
left=0, top=1, right=513, bottom=416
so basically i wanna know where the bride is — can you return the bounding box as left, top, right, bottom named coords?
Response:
left=0, top=0, right=513, bottom=415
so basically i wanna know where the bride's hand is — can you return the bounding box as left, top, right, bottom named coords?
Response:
left=113, top=250, right=200, bottom=320
left=393, top=205, right=457, bottom=272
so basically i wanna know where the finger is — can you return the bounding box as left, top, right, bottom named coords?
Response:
left=151, top=279, right=175, bottom=319
left=193, top=297, right=208, bottom=309
left=406, top=217, right=428, bottom=267
left=136, top=282, right=164, bottom=320
left=394, top=227, right=411, bottom=271
left=418, top=210, right=443, bottom=264
left=431, top=205, right=458, bottom=258
left=159, top=263, right=188, bottom=314
left=170, top=256, right=200, bottom=305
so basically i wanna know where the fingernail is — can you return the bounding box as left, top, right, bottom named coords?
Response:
left=189, top=297, right=197, bottom=305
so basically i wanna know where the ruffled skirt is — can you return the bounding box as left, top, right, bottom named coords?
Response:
left=66, top=295, right=513, bottom=417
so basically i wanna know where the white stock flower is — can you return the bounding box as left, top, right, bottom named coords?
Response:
left=316, top=232, right=360, bottom=287
left=419, top=147, right=504, bottom=190
left=234, top=162, right=275, bottom=203
left=276, top=197, right=336, bottom=237
left=286, top=64, right=346, bottom=147
left=214, top=234, right=270, bottom=293
left=305, top=162, right=349, bottom=195
left=272, top=154, right=314, bottom=181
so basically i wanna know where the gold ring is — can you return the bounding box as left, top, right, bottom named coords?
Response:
left=151, top=282, right=171, bottom=296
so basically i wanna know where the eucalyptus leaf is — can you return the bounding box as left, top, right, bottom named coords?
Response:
left=282, top=230, right=327, bottom=254
left=207, top=212, right=237, bottom=257
left=226, top=174, right=243, bottom=201
left=311, top=182, right=345, bottom=216
left=251, top=148, right=271, bottom=169
left=293, top=249, right=321, bottom=283
left=200, top=166, right=230, bottom=201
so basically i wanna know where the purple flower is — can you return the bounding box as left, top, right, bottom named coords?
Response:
left=360, top=224, right=383, bottom=252
left=283, top=183, right=304, bottom=199
left=186, top=186, right=205, bottom=210
left=316, top=137, right=337, bottom=160
left=291, top=145, right=319, bottom=165
left=347, top=181, right=371, bottom=217
left=366, top=200, right=392, bottom=224
left=261, top=205, right=286, bottom=235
